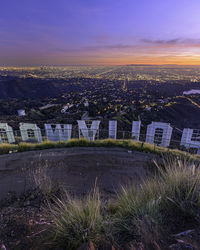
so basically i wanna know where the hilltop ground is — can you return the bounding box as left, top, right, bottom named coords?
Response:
left=0, top=147, right=156, bottom=199
left=0, top=147, right=200, bottom=250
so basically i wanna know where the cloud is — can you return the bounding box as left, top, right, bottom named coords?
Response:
left=82, top=38, right=200, bottom=53
left=141, top=38, right=200, bottom=46
left=141, top=38, right=181, bottom=44
left=103, top=44, right=137, bottom=49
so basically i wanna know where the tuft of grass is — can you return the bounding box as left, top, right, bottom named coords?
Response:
left=109, top=182, right=162, bottom=246
left=155, top=158, right=200, bottom=227
left=46, top=186, right=104, bottom=250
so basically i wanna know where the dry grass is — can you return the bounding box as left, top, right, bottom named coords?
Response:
left=0, top=139, right=199, bottom=162
left=28, top=156, right=54, bottom=196
left=0, top=143, right=18, bottom=154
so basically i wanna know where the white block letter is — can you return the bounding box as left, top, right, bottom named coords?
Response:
left=77, top=120, right=100, bottom=141
left=181, top=128, right=200, bottom=154
left=146, top=122, right=173, bottom=147
left=109, top=120, right=117, bottom=139
left=132, top=121, right=141, bottom=141
left=20, top=123, right=42, bottom=143
left=45, top=124, right=59, bottom=141
left=59, top=124, right=72, bottom=141
left=0, top=123, right=15, bottom=144
left=45, top=124, right=72, bottom=142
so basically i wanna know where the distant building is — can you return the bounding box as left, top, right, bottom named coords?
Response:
left=18, top=109, right=26, bottom=116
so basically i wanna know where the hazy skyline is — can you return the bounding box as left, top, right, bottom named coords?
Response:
left=1, top=0, right=200, bottom=66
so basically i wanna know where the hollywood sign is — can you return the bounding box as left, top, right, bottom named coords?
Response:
left=0, top=121, right=200, bottom=154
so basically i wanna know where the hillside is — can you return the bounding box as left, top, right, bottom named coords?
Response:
left=141, top=96, right=200, bottom=129
left=0, top=78, right=63, bottom=99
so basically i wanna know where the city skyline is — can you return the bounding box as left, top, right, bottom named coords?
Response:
left=1, top=0, right=200, bottom=66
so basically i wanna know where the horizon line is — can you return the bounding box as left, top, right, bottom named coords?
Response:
left=1, top=63, right=200, bottom=68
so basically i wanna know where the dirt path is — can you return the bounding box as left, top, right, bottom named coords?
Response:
left=0, top=147, right=157, bottom=198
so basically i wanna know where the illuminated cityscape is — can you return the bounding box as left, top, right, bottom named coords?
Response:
left=0, top=65, right=200, bottom=132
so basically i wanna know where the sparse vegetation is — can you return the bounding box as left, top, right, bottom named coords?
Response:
left=38, top=156, right=200, bottom=249
left=107, top=157, right=200, bottom=248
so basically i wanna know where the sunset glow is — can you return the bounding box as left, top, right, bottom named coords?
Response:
left=1, top=0, right=200, bottom=66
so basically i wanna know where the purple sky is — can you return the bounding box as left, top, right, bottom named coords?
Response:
left=1, top=0, right=200, bottom=66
